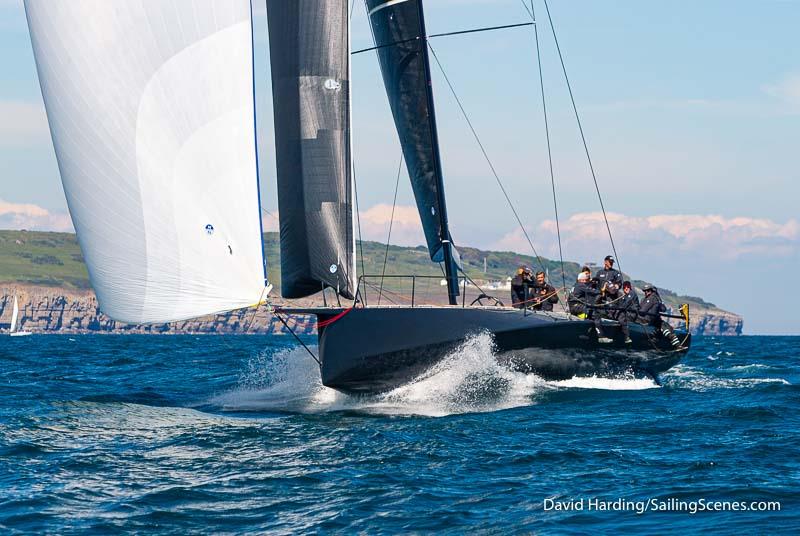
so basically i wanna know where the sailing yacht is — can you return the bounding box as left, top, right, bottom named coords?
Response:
left=9, top=296, right=32, bottom=337
left=24, top=0, right=689, bottom=394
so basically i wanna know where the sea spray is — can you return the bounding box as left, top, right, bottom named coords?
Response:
left=213, top=333, right=546, bottom=416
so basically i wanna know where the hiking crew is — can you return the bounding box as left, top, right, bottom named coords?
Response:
left=639, top=284, right=682, bottom=347
left=531, top=271, right=559, bottom=312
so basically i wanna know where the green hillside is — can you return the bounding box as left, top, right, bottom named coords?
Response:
left=0, top=230, right=717, bottom=310
left=0, top=230, right=90, bottom=289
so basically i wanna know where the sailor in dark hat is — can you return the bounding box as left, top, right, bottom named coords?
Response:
left=595, top=255, right=623, bottom=299
left=638, top=284, right=681, bottom=347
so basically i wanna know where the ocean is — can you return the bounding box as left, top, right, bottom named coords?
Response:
left=1, top=334, right=798, bottom=534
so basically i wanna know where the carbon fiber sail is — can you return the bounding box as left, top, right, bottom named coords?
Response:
left=267, top=0, right=355, bottom=299
left=366, top=0, right=459, bottom=273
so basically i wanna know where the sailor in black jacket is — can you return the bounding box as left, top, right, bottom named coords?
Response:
left=531, top=271, right=559, bottom=312
left=568, top=272, right=612, bottom=342
left=568, top=272, right=597, bottom=316
left=638, top=284, right=664, bottom=325
left=595, top=255, right=623, bottom=299
left=614, top=281, right=639, bottom=343
left=618, top=281, right=640, bottom=322
left=638, top=284, right=682, bottom=347
left=511, top=266, right=532, bottom=309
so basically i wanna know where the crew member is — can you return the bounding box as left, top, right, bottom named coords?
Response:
left=580, top=266, right=596, bottom=288
left=595, top=255, right=623, bottom=300
left=638, top=284, right=681, bottom=347
left=531, top=271, right=559, bottom=312
left=568, top=272, right=612, bottom=343
left=615, top=281, right=639, bottom=344
left=511, top=265, right=532, bottom=309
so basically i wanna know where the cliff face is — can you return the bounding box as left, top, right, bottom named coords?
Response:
left=2, top=284, right=742, bottom=336
left=689, top=308, right=744, bottom=336
left=0, top=285, right=314, bottom=336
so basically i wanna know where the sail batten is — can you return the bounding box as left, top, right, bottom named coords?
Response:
left=266, top=0, right=355, bottom=300
left=25, top=0, right=267, bottom=324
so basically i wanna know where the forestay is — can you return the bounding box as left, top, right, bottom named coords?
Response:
left=24, top=0, right=268, bottom=323
left=266, top=0, right=356, bottom=300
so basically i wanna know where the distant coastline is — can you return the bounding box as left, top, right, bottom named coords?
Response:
left=0, top=230, right=743, bottom=336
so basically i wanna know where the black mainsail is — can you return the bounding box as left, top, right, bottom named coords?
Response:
left=366, top=0, right=460, bottom=305
left=266, top=0, right=355, bottom=299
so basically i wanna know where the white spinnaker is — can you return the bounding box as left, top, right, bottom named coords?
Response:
left=10, top=297, right=19, bottom=333
left=25, top=1, right=267, bottom=323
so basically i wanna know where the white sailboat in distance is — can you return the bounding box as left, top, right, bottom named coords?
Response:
left=9, top=296, right=32, bottom=337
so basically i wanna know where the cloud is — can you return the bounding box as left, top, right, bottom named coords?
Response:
left=0, top=100, right=50, bottom=145
left=492, top=212, right=800, bottom=262
left=260, top=204, right=426, bottom=247
left=0, top=198, right=73, bottom=231
left=359, top=204, right=426, bottom=247
left=763, top=74, right=800, bottom=114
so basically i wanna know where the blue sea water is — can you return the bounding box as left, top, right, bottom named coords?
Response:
left=0, top=334, right=798, bottom=534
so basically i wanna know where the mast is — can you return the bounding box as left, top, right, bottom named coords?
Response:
left=415, top=1, right=459, bottom=305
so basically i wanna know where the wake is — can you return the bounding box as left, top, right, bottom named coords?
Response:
left=210, top=333, right=661, bottom=417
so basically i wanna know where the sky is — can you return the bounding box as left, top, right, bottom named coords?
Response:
left=0, top=0, right=798, bottom=334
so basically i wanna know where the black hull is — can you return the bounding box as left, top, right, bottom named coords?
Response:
left=311, top=307, right=689, bottom=395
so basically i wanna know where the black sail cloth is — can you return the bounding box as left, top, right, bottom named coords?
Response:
left=266, top=0, right=355, bottom=299
left=366, top=0, right=460, bottom=274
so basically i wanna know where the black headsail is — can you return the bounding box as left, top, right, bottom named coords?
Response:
left=266, top=0, right=355, bottom=299
left=366, top=0, right=460, bottom=305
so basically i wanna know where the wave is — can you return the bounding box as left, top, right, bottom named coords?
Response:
left=662, top=364, right=791, bottom=391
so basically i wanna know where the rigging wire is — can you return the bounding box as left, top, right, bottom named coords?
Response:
left=272, top=310, right=321, bottom=365
left=541, top=0, right=621, bottom=270
left=352, top=160, right=367, bottom=304
left=426, top=41, right=547, bottom=275
left=378, top=153, right=404, bottom=305
left=519, top=0, right=534, bottom=19
left=529, top=0, right=568, bottom=309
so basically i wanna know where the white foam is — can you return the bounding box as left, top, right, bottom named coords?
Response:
left=548, top=375, right=659, bottom=390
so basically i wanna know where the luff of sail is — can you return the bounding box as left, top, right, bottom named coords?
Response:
left=366, top=0, right=461, bottom=279
left=266, top=0, right=356, bottom=300
left=24, top=0, right=268, bottom=324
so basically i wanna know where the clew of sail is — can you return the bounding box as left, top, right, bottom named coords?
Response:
left=366, top=0, right=460, bottom=273
left=24, top=0, right=268, bottom=324
left=266, top=0, right=356, bottom=300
